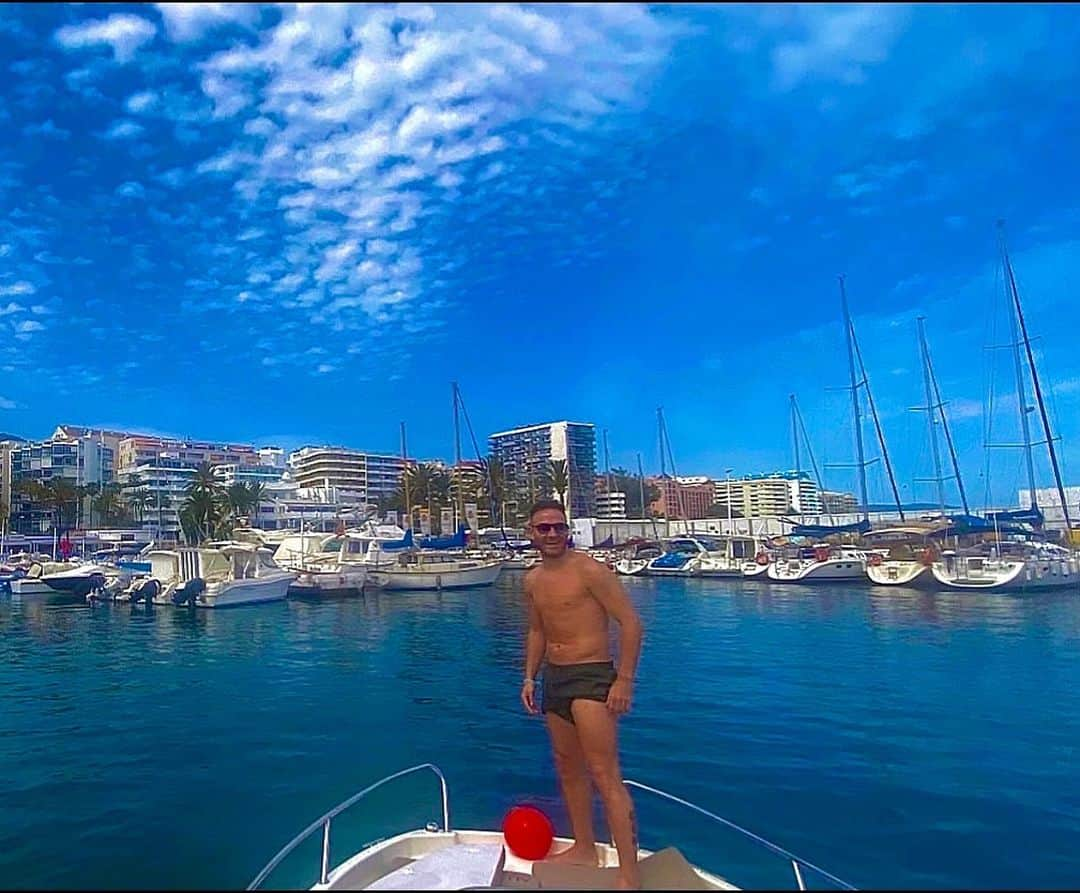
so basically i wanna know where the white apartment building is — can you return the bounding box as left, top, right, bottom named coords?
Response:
left=595, top=490, right=628, bottom=520
left=289, top=446, right=407, bottom=506
left=713, top=471, right=824, bottom=519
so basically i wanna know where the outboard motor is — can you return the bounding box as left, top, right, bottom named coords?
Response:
left=130, top=578, right=160, bottom=607
left=172, top=577, right=205, bottom=608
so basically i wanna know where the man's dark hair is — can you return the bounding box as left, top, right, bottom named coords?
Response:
left=528, top=498, right=566, bottom=521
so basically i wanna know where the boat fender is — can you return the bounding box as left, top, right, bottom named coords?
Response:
left=755, top=552, right=770, bottom=566
left=867, top=553, right=883, bottom=567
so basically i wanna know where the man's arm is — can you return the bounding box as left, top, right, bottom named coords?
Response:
left=521, top=573, right=545, bottom=715
left=582, top=557, right=643, bottom=714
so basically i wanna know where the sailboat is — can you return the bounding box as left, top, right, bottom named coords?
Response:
left=366, top=385, right=505, bottom=592
left=933, top=225, right=1080, bottom=592
left=867, top=317, right=968, bottom=590
left=769, top=278, right=900, bottom=583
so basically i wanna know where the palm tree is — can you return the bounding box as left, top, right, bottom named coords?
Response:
left=81, top=482, right=100, bottom=529
left=483, top=458, right=505, bottom=525
left=246, top=481, right=266, bottom=526
left=187, top=462, right=221, bottom=498
left=125, top=487, right=151, bottom=524
left=180, top=488, right=224, bottom=544
left=224, top=482, right=252, bottom=523
left=42, top=478, right=79, bottom=535
left=548, top=459, right=569, bottom=510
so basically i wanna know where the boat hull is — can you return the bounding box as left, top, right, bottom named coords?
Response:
left=767, top=557, right=866, bottom=583
left=289, top=567, right=368, bottom=595
left=867, top=560, right=939, bottom=590
left=932, top=555, right=1080, bottom=592
left=200, top=573, right=295, bottom=607
left=367, top=561, right=504, bottom=591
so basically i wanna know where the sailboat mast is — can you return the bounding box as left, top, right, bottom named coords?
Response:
left=850, top=307, right=906, bottom=521
left=917, top=317, right=947, bottom=513
left=1001, top=226, right=1072, bottom=530
left=1000, top=235, right=1039, bottom=510
left=452, top=381, right=464, bottom=530
left=920, top=318, right=971, bottom=515
left=603, top=429, right=614, bottom=497
left=793, top=395, right=833, bottom=526
left=400, top=421, right=411, bottom=529
left=658, top=407, right=687, bottom=529
left=638, top=451, right=659, bottom=541
left=790, top=394, right=803, bottom=521
left=840, top=276, right=871, bottom=523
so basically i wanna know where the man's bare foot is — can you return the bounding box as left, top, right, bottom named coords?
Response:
left=546, top=841, right=600, bottom=865
left=615, top=872, right=641, bottom=890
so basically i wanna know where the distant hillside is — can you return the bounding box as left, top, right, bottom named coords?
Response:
left=0, top=433, right=26, bottom=442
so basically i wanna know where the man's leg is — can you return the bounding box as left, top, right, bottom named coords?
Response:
left=545, top=711, right=600, bottom=864
left=570, top=700, right=640, bottom=889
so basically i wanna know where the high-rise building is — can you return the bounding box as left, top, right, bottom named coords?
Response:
left=289, top=446, right=407, bottom=506
left=115, top=437, right=261, bottom=542
left=489, top=421, right=597, bottom=520
left=257, top=446, right=286, bottom=469
left=713, top=471, right=824, bottom=519
left=8, top=434, right=115, bottom=533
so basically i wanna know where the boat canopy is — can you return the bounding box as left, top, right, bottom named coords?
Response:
left=379, top=528, right=415, bottom=551
left=789, top=519, right=872, bottom=538
left=985, top=506, right=1045, bottom=527
left=418, top=525, right=467, bottom=550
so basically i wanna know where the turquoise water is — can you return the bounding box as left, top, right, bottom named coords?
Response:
left=3, top=575, right=1080, bottom=890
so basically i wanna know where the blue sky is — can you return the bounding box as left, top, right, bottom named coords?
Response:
left=2, top=3, right=1080, bottom=508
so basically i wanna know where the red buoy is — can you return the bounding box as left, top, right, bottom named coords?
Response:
left=502, top=805, right=554, bottom=861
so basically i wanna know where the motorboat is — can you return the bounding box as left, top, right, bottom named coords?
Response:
left=931, top=540, right=1080, bottom=593
left=114, top=541, right=294, bottom=607
left=694, top=535, right=764, bottom=579
left=9, top=560, right=108, bottom=597
left=248, top=763, right=856, bottom=891
left=614, top=541, right=663, bottom=576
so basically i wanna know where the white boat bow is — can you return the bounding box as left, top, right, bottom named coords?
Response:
left=249, top=764, right=857, bottom=892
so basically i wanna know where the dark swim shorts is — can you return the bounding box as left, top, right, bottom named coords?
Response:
left=542, top=660, right=618, bottom=724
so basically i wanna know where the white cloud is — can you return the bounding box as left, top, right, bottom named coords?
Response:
left=104, top=119, right=145, bottom=140
left=125, top=90, right=160, bottom=114
left=0, top=281, right=34, bottom=297
left=117, top=181, right=146, bottom=198
left=54, top=14, right=156, bottom=63
left=155, top=3, right=260, bottom=42
left=768, top=5, right=910, bottom=90
left=0, top=396, right=15, bottom=410
left=15, top=320, right=44, bottom=333
left=0, top=301, right=25, bottom=315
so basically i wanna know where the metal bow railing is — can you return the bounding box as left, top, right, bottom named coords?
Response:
left=247, top=763, right=450, bottom=890
left=623, top=779, right=857, bottom=890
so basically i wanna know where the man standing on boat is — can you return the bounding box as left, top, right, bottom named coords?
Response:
left=521, top=499, right=644, bottom=890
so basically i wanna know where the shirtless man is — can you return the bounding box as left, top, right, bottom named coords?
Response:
left=520, top=499, right=644, bottom=890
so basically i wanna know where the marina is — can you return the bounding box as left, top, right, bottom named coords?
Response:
left=3, top=572, right=1080, bottom=889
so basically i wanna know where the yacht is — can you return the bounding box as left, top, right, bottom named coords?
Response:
left=695, top=534, right=765, bottom=578
left=863, top=526, right=944, bottom=590
left=116, top=542, right=294, bottom=607
left=271, top=526, right=407, bottom=596
left=613, top=541, right=663, bottom=576
left=766, top=545, right=870, bottom=583
left=931, top=540, right=1080, bottom=593
left=365, top=540, right=505, bottom=592
left=9, top=560, right=108, bottom=597
left=247, top=763, right=856, bottom=891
